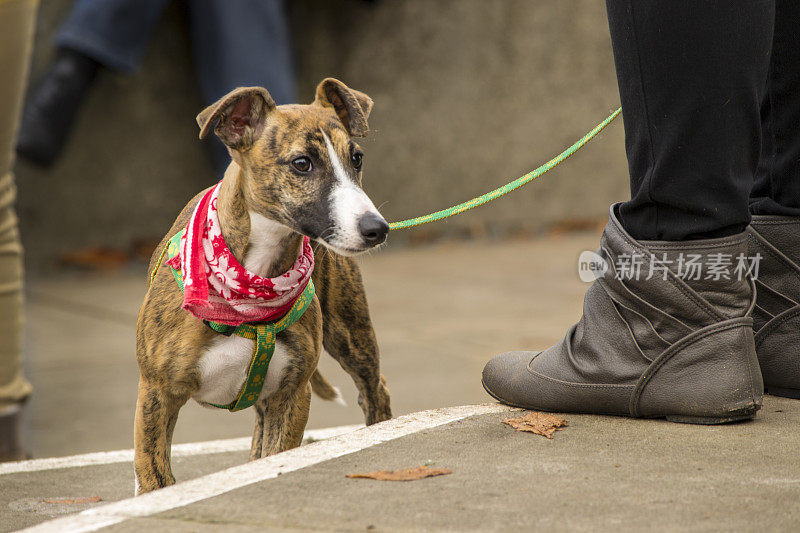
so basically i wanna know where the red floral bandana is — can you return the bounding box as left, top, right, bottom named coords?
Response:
left=167, top=183, right=314, bottom=326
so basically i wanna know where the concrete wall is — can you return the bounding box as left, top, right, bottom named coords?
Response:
left=16, top=0, right=628, bottom=267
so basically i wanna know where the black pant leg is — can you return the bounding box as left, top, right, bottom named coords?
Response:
left=605, top=0, right=774, bottom=240
left=750, top=0, right=800, bottom=217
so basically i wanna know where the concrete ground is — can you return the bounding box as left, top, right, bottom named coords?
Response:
left=4, top=400, right=800, bottom=532
left=4, top=233, right=800, bottom=531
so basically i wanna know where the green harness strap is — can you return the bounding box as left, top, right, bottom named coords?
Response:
left=152, top=229, right=315, bottom=412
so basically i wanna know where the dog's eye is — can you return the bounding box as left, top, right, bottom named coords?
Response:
left=351, top=152, right=363, bottom=170
left=291, top=157, right=312, bottom=172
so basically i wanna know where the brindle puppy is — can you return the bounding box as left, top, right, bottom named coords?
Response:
left=135, top=78, right=392, bottom=494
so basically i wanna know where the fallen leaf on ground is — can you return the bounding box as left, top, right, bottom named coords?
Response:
left=346, top=465, right=452, bottom=481
left=502, top=412, right=568, bottom=439
left=131, top=238, right=161, bottom=261
left=41, top=497, right=102, bottom=505
left=58, top=247, right=130, bottom=270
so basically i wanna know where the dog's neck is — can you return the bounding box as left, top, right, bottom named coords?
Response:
left=215, top=162, right=303, bottom=279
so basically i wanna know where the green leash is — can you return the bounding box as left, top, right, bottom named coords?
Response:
left=151, top=229, right=315, bottom=412
left=387, top=107, right=622, bottom=231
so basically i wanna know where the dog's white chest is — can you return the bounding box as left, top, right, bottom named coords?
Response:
left=191, top=211, right=297, bottom=407
left=192, top=335, right=289, bottom=406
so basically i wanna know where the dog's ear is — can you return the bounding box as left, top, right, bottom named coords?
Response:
left=314, top=78, right=373, bottom=137
left=196, top=87, right=275, bottom=149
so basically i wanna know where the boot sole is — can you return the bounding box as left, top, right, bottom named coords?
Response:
left=766, top=387, right=800, bottom=399
left=664, top=408, right=756, bottom=425
left=482, top=379, right=756, bottom=425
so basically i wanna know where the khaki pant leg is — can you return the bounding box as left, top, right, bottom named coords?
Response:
left=0, top=0, right=37, bottom=409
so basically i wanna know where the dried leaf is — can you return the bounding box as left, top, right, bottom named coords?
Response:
left=59, top=247, right=130, bottom=270
left=347, top=465, right=452, bottom=481
left=503, top=412, right=568, bottom=439
left=547, top=217, right=607, bottom=236
left=41, top=496, right=102, bottom=505
left=131, top=238, right=161, bottom=261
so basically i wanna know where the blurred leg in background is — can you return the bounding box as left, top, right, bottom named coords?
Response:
left=482, top=1, right=774, bottom=421
left=16, top=0, right=169, bottom=166
left=188, top=0, right=296, bottom=174
left=0, top=0, right=37, bottom=462
left=16, top=0, right=296, bottom=176
left=55, top=0, right=168, bottom=73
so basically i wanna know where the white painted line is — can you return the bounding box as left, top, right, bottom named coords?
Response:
left=22, top=404, right=513, bottom=533
left=0, top=424, right=363, bottom=476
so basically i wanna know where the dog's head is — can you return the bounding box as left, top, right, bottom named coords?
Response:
left=196, top=78, right=388, bottom=256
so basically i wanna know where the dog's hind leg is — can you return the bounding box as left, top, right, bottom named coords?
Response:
left=313, top=253, right=392, bottom=425
left=133, top=379, right=184, bottom=494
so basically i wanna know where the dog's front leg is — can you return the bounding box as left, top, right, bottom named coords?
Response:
left=250, top=382, right=312, bottom=460
left=250, top=306, right=321, bottom=460
left=315, top=255, right=392, bottom=426
left=322, top=317, right=392, bottom=425
left=133, top=379, right=184, bottom=494
left=250, top=403, right=265, bottom=461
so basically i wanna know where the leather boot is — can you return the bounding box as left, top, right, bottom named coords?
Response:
left=482, top=205, right=763, bottom=424
left=0, top=403, right=26, bottom=462
left=747, top=216, right=800, bottom=398
left=15, top=48, right=99, bottom=166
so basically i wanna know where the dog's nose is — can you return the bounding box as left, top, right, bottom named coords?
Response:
left=358, top=213, right=389, bottom=246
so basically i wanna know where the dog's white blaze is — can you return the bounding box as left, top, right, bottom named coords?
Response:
left=321, top=130, right=383, bottom=252
left=193, top=337, right=290, bottom=406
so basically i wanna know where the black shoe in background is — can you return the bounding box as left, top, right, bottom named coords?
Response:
left=15, top=48, right=100, bottom=167
left=0, top=404, right=27, bottom=462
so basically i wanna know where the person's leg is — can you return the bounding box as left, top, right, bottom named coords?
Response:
left=16, top=0, right=170, bottom=166
left=750, top=1, right=800, bottom=217
left=482, top=0, right=773, bottom=422
left=187, top=0, right=296, bottom=176
left=612, top=0, right=773, bottom=240
left=0, top=0, right=37, bottom=461
left=746, top=0, right=800, bottom=398
left=55, top=0, right=170, bottom=74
